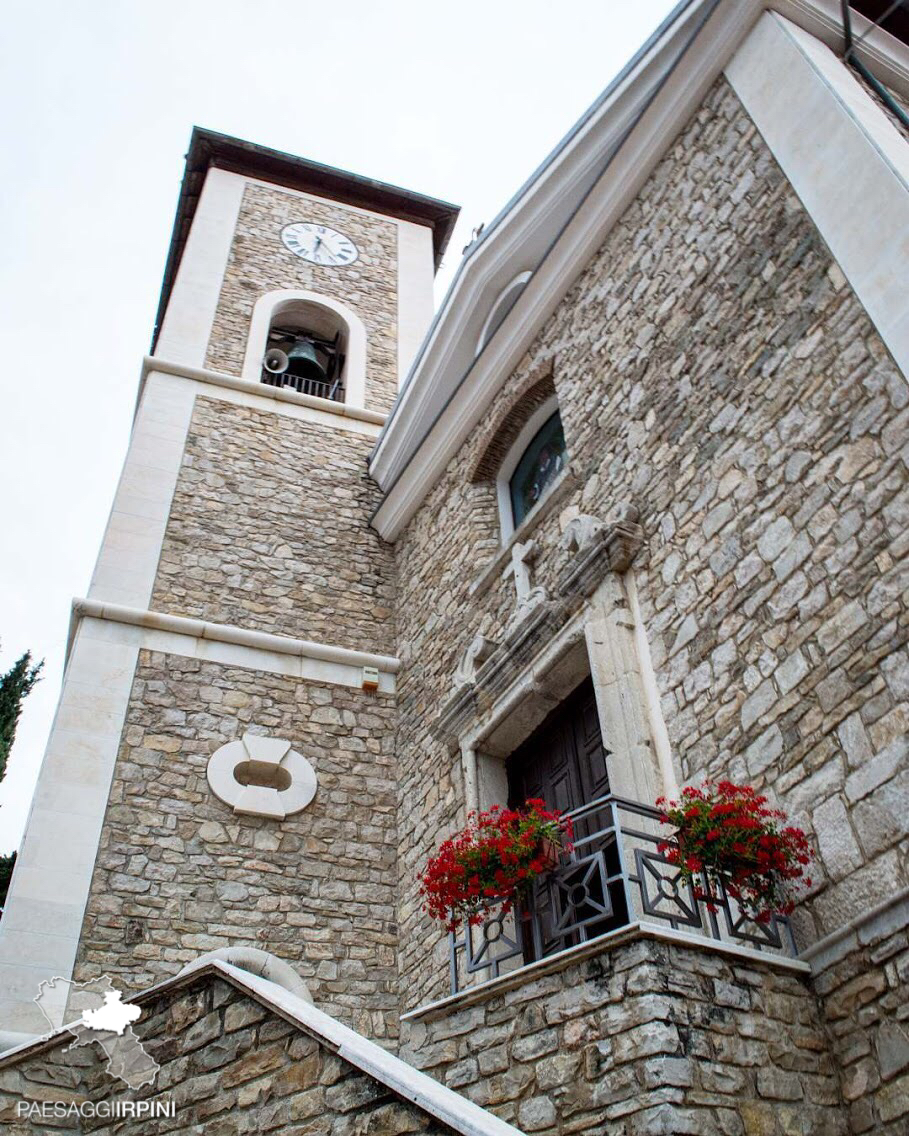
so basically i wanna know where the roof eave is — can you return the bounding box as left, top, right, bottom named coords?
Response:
left=150, top=127, right=460, bottom=352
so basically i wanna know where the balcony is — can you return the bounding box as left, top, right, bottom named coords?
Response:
left=448, top=794, right=798, bottom=995
left=260, top=368, right=345, bottom=403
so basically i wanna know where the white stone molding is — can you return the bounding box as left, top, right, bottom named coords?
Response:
left=0, top=618, right=142, bottom=1044
left=495, top=394, right=560, bottom=543
left=140, top=356, right=386, bottom=427
left=625, top=569, right=680, bottom=799
left=475, top=271, right=533, bottom=355
left=206, top=733, right=317, bottom=820
left=454, top=634, right=499, bottom=689
left=240, top=289, right=368, bottom=409
left=397, top=220, right=435, bottom=387
left=154, top=168, right=246, bottom=368
left=455, top=569, right=672, bottom=820
left=67, top=599, right=400, bottom=690
left=726, top=12, right=909, bottom=383
left=583, top=573, right=663, bottom=806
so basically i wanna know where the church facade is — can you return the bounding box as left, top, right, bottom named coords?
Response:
left=1, top=2, right=908, bottom=1133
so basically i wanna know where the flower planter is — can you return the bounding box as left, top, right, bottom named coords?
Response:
left=657, top=780, right=813, bottom=924
left=537, top=837, right=562, bottom=871
left=421, top=799, right=573, bottom=929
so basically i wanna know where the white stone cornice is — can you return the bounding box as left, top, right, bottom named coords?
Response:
left=140, top=355, right=387, bottom=427
left=68, top=597, right=400, bottom=684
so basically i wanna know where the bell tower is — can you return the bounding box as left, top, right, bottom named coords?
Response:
left=0, top=129, right=458, bottom=1047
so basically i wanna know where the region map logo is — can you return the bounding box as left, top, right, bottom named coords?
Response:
left=35, top=975, right=159, bottom=1090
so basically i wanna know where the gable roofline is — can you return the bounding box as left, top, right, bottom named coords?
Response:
left=150, top=127, right=460, bottom=352
left=367, top=0, right=909, bottom=541
left=0, top=959, right=525, bottom=1136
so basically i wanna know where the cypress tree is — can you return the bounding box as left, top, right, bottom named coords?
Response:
left=0, top=650, right=42, bottom=784
left=0, top=648, right=42, bottom=910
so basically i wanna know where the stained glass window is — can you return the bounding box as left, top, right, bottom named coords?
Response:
left=509, top=411, right=567, bottom=527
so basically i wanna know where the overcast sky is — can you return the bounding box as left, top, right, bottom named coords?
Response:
left=0, top=0, right=677, bottom=854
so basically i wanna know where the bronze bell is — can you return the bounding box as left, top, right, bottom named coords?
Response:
left=285, top=337, right=328, bottom=383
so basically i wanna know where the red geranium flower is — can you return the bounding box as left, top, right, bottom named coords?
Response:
left=658, top=780, right=814, bottom=923
left=420, top=800, right=572, bottom=930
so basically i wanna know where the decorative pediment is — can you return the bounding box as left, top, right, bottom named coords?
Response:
left=437, top=505, right=645, bottom=742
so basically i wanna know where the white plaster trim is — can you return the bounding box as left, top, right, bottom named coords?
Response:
left=143, top=356, right=385, bottom=427
left=239, top=289, right=369, bottom=409
left=0, top=621, right=141, bottom=1042
left=397, top=220, right=435, bottom=387
left=0, top=960, right=526, bottom=1136
left=626, top=569, right=679, bottom=798
left=726, top=12, right=909, bottom=383
left=494, top=395, right=561, bottom=544
left=154, top=168, right=245, bottom=368
left=69, top=598, right=400, bottom=680
left=402, top=920, right=810, bottom=1023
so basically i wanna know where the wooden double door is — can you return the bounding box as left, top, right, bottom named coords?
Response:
left=505, top=677, right=628, bottom=958
left=506, top=677, right=610, bottom=813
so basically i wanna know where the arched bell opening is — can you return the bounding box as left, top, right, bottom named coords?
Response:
left=261, top=299, right=349, bottom=403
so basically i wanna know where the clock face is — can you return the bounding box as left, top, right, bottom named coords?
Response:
left=281, top=222, right=359, bottom=266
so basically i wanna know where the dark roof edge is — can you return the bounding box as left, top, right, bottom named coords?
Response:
left=150, top=127, right=460, bottom=351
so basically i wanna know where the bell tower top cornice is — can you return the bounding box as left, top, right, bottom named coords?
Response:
left=151, top=126, right=460, bottom=352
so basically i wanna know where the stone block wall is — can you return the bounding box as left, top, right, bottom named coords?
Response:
left=205, top=181, right=400, bottom=413
left=72, top=651, right=400, bottom=1040
left=812, top=901, right=909, bottom=1134
left=0, top=976, right=456, bottom=1134
left=400, top=934, right=847, bottom=1136
left=391, top=75, right=909, bottom=1008
left=151, top=397, right=396, bottom=654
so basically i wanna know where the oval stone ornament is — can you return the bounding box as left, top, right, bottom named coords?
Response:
left=206, top=732, right=317, bottom=820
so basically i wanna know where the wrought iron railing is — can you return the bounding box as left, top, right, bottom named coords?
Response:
left=448, top=793, right=798, bottom=995
left=260, top=369, right=345, bottom=403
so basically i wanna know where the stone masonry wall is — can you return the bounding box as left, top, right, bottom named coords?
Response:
left=812, top=902, right=909, bottom=1134
left=205, top=181, right=400, bottom=413
left=400, top=934, right=847, bottom=1136
left=0, top=976, right=457, bottom=1134
left=151, top=396, right=396, bottom=654
left=391, top=76, right=909, bottom=1009
left=72, top=651, right=400, bottom=1040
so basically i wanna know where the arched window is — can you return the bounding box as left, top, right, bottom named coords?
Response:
left=241, top=290, right=367, bottom=409
left=508, top=411, right=566, bottom=527
left=495, top=394, right=568, bottom=541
